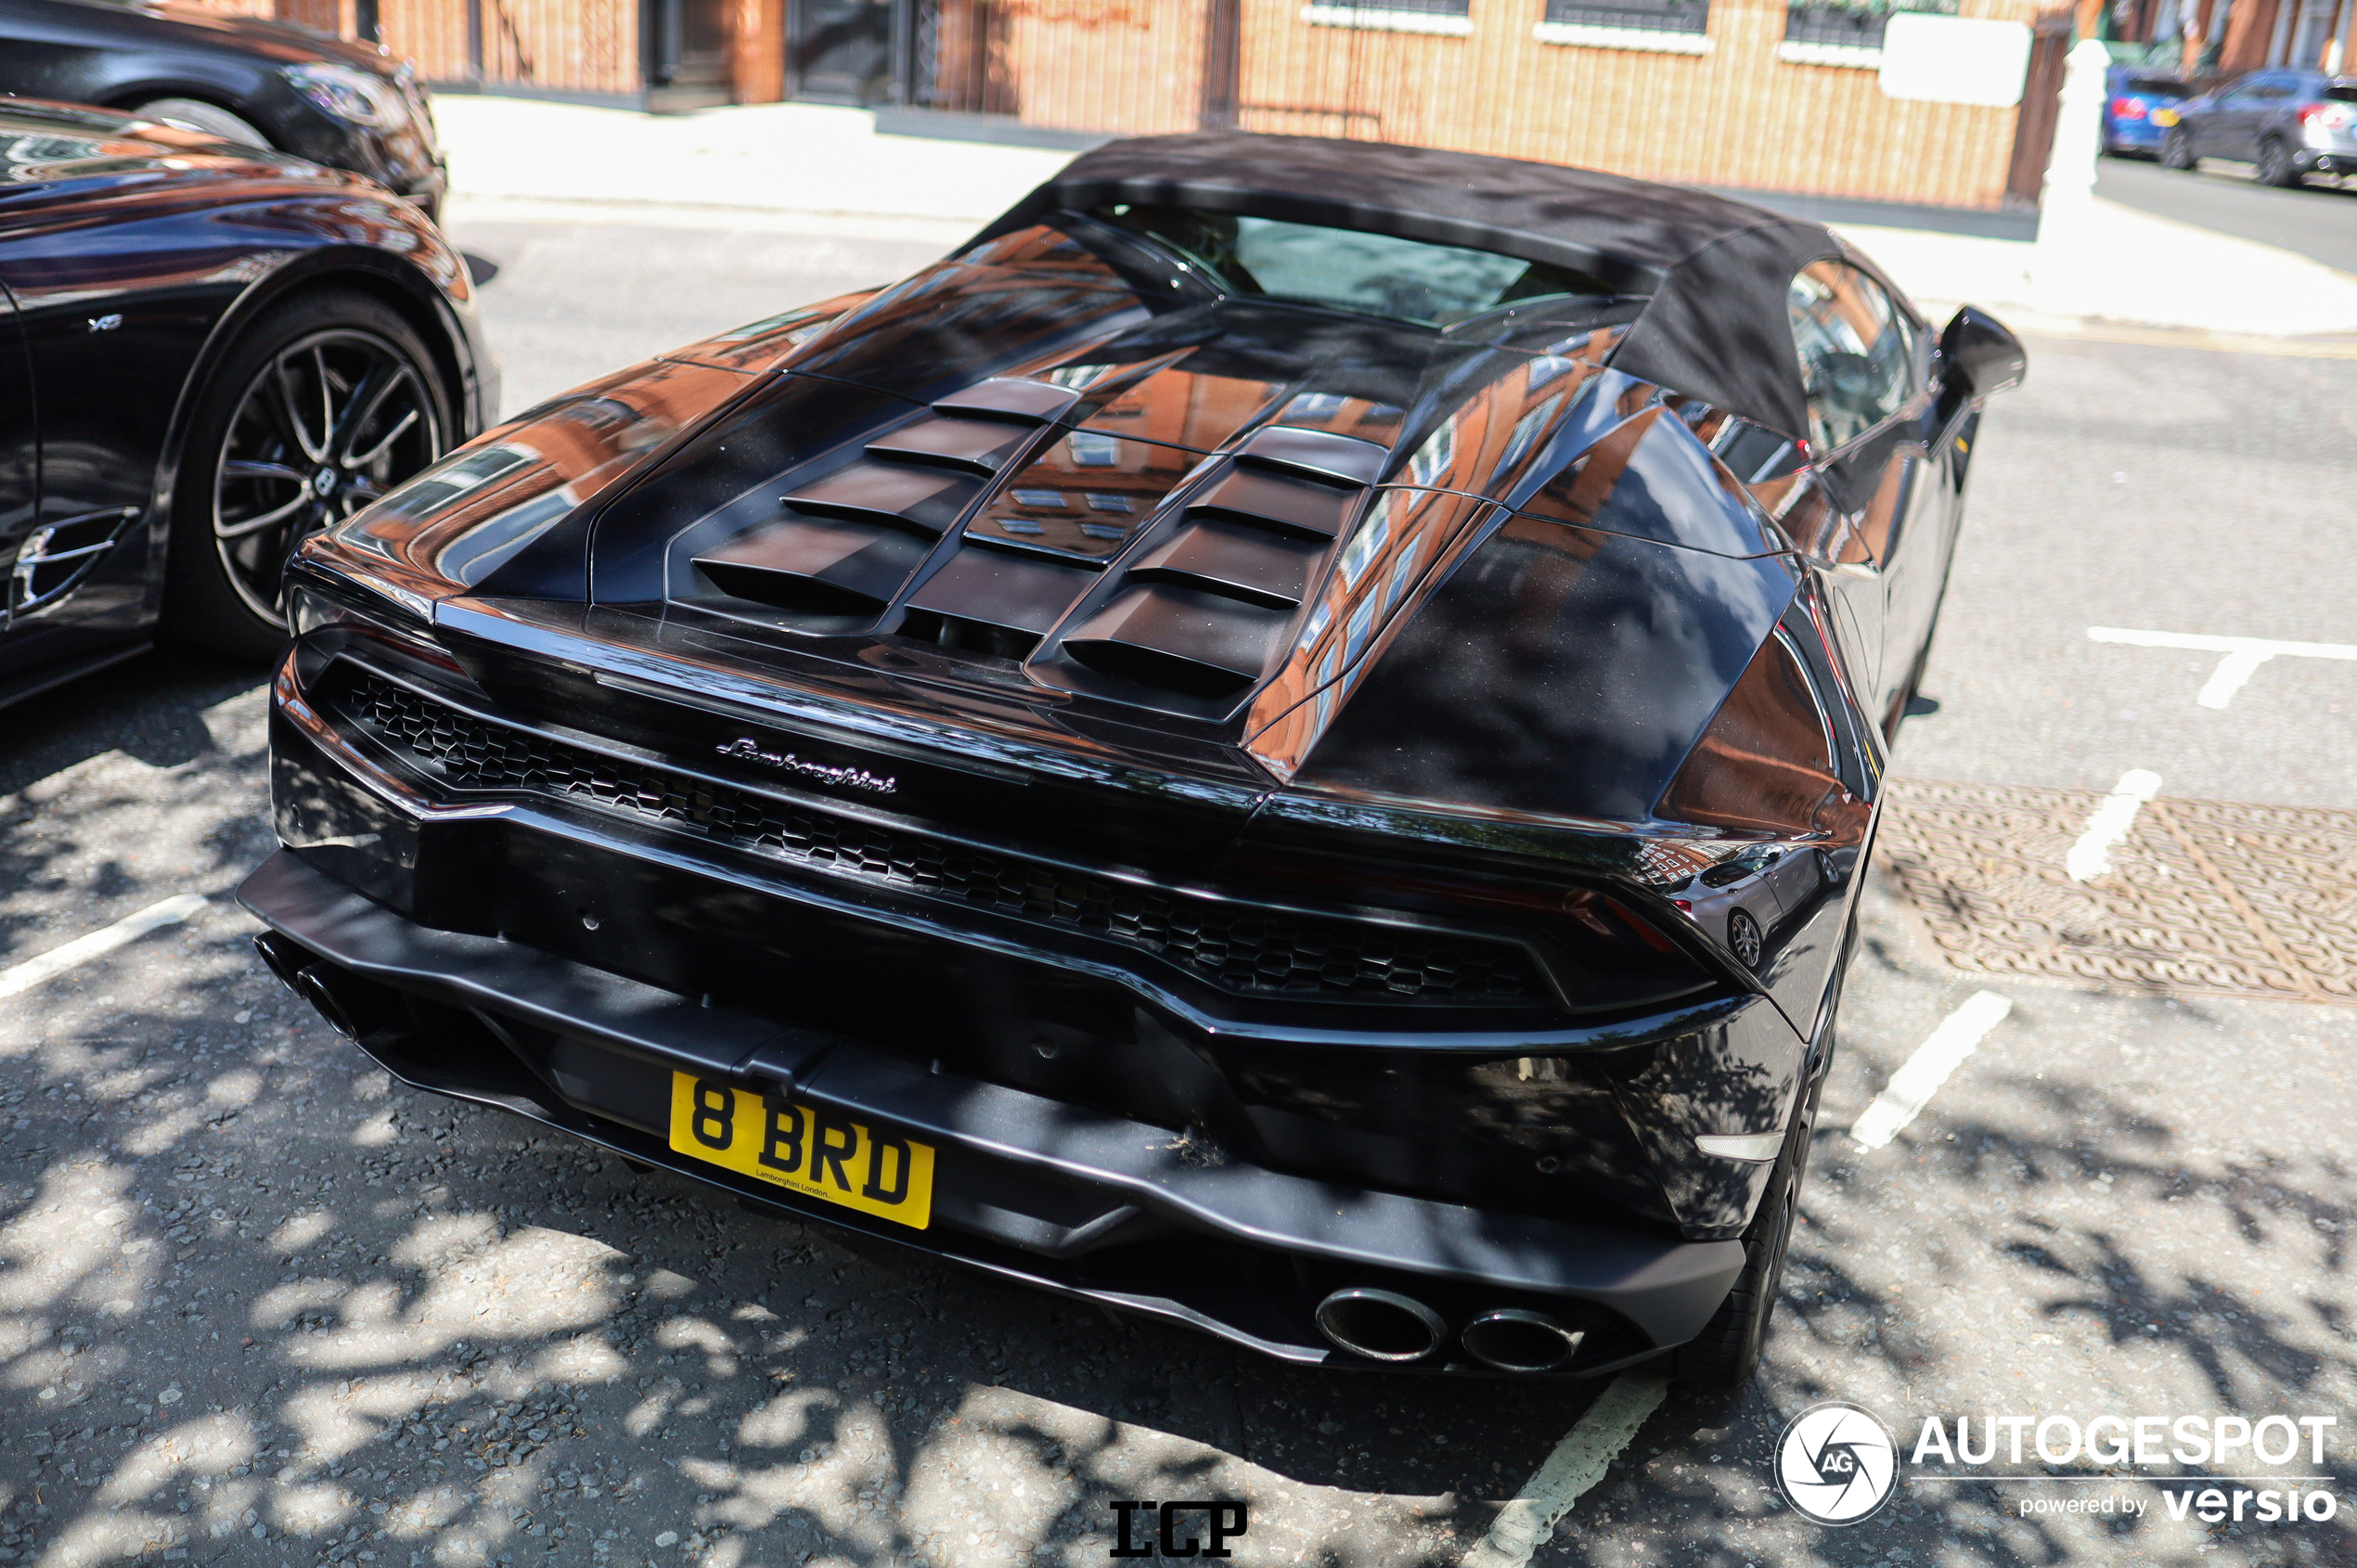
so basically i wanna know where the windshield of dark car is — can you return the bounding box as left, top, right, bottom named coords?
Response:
left=1088, top=203, right=1616, bottom=327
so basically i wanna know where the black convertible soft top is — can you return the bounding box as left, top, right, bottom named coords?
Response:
left=984, top=131, right=1861, bottom=442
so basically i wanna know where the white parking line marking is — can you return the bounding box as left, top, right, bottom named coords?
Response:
left=1461, top=1369, right=1668, bottom=1568
left=1848, top=989, right=2014, bottom=1150
left=2065, top=767, right=2162, bottom=881
left=2088, top=626, right=2357, bottom=709
left=0, top=893, right=210, bottom=1001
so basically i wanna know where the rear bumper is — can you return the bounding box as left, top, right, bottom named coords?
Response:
left=238, top=847, right=1746, bottom=1373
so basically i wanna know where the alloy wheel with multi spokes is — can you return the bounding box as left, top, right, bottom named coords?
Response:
left=212, top=325, right=444, bottom=627
left=1728, top=907, right=1764, bottom=970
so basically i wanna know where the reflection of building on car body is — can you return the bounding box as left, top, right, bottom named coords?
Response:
left=237, top=132, right=2024, bottom=1391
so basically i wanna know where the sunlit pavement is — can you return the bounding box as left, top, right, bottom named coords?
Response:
left=1, top=221, right=2353, bottom=1568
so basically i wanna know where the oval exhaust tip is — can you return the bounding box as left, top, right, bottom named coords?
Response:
left=1314, top=1288, right=1446, bottom=1363
left=1462, top=1308, right=1584, bottom=1373
left=291, top=966, right=362, bottom=1042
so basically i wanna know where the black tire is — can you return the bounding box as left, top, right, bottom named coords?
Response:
left=2254, top=137, right=2301, bottom=187
left=165, top=289, right=450, bottom=659
left=2161, top=127, right=2196, bottom=170
left=1673, top=1036, right=1830, bottom=1390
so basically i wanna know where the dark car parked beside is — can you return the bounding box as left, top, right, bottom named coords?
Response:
left=0, top=0, right=446, bottom=217
left=238, top=132, right=2023, bottom=1389
left=0, top=98, right=494, bottom=702
left=2161, top=68, right=2357, bottom=185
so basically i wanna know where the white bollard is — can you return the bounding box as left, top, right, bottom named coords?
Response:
left=2031, top=37, right=2114, bottom=317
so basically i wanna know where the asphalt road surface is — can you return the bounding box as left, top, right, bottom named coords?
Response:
left=1, top=209, right=2353, bottom=1568
left=2097, top=153, right=2357, bottom=280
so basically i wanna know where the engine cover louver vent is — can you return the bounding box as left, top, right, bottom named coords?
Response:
left=902, top=546, right=1098, bottom=661
left=1232, top=424, right=1390, bottom=486
left=1061, top=586, right=1291, bottom=699
left=865, top=414, right=1039, bottom=475
left=780, top=464, right=979, bottom=535
left=1039, top=433, right=1384, bottom=714
left=688, top=402, right=1034, bottom=624
left=1128, top=517, right=1320, bottom=609
left=1184, top=467, right=1355, bottom=539
left=693, top=518, right=925, bottom=617
left=673, top=369, right=1393, bottom=718
left=932, top=377, right=1082, bottom=423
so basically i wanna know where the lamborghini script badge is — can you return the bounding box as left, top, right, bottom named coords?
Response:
left=716, top=738, right=897, bottom=795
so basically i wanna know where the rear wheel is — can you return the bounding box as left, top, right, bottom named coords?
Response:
left=2255, top=136, right=2302, bottom=187
left=131, top=97, right=269, bottom=148
left=1673, top=1030, right=1831, bottom=1390
left=165, top=289, right=449, bottom=658
left=1728, top=907, right=1764, bottom=970
left=2161, top=127, right=2196, bottom=169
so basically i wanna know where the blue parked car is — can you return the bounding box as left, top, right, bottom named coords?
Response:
left=2104, top=67, right=2193, bottom=157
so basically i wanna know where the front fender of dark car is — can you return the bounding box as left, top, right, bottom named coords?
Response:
left=0, top=120, right=493, bottom=621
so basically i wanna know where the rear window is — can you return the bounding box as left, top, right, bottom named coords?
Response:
left=2126, top=76, right=2190, bottom=97
left=2327, top=85, right=2357, bottom=103
left=1088, top=203, right=1618, bottom=328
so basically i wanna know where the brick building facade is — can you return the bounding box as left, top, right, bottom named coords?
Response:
left=189, top=0, right=2103, bottom=214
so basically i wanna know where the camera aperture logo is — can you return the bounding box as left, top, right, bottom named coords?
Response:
left=1777, top=1402, right=1900, bottom=1525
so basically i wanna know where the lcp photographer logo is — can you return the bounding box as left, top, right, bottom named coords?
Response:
left=1776, top=1402, right=1900, bottom=1524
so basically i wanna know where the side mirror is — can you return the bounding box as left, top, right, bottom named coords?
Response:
left=1939, top=305, right=2027, bottom=401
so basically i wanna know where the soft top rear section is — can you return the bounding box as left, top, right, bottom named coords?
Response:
left=977, top=132, right=1843, bottom=440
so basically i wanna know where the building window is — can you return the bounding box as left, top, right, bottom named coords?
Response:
left=1778, top=0, right=1957, bottom=68
left=1535, top=0, right=1714, bottom=56
left=1304, top=0, right=1475, bottom=36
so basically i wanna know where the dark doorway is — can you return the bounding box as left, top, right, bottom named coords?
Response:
left=791, top=0, right=901, bottom=104
left=646, top=0, right=734, bottom=109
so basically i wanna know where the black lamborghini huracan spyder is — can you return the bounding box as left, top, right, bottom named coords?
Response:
left=239, top=132, right=2023, bottom=1387
left=0, top=97, right=492, bottom=702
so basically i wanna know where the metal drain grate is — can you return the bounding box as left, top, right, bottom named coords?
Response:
left=1879, top=779, right=2357, bottom=1007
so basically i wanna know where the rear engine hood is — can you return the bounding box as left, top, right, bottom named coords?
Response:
left=306, top=212, right=1804, bottom=842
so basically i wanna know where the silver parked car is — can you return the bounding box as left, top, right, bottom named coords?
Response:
left=1667, top=844, right=1829, bottom=971
left=2160, top=69, right=2357, bottom=186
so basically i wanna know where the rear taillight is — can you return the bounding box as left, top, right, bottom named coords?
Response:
left=2302, top=103, right=2352, bottom=128
left=2113, top=96, right=2147, bottom=120
left=1658, top=631, right=1847, bottom=835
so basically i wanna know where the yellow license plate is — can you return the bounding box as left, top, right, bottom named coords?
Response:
left=666, top=1072, right=934, bottom=1228
left=2153, top=107, right=2179, bottom=126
